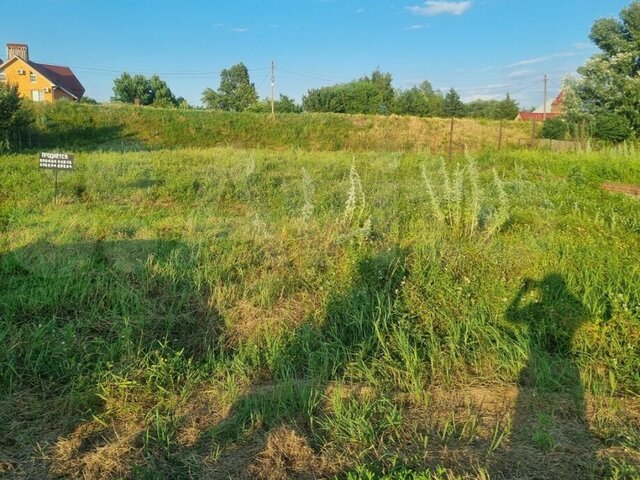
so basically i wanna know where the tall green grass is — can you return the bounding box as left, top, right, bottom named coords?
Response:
left=18, top=102, right=535, bottom=153
left=1, top=146, right=638, bottom=478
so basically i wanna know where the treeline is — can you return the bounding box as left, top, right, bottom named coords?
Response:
left=109, top=64, right=519, bottom=120
left=301, top=70, right=519, bottom=120
left=562, top=0, right=640, bottom=143
left=0, top=83, right=33, bottom=151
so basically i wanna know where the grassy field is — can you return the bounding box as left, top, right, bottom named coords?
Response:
left=17, top=102, right=534, bottom=153
left=1, top=145, right=639, bottom=479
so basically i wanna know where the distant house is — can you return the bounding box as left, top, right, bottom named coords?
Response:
left=0, top=43, right=85, bottom=102
left=515, top=91, right=565, bottom=121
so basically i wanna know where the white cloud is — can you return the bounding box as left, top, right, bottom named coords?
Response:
left=572, top=42, right=591, bottom=50
left=407, top=1, right=472, bottom=16
left=230, top=27, right=250, bottom=32
left=356, top=8, right=365, bottom=14
left=464, top=93, right=500, bottom=102
left=506, top=52, right=577, bottom=68
left=508, top=69, right=535, bottom=79
left=405, top=24, right=428, bottom=30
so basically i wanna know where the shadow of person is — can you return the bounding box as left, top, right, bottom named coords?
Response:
left=0, top=239, right=220, bottom=478
left=185, top=248, right=407, bottom=479
left=2, top=239, right=220, bottom=362
left=495, top=273, right=597, bottom=479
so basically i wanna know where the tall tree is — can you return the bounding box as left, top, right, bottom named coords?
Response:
left=303, top=69, right=395, bottom=114
left=495, top=93, right=520, bottom=120
left=392, top=80, right=446, bottom=117
left=202, top=63, right=258, bottom=112
left=365, top=69, right=394, bottom=114
left=569, top=0, right=640, bottom=134
left=149, top=75, right=178, bottom=107
left=112, top=73, right=177, bottom=107
left=442, top=88, right=465, bottom=118
left=112, top=73, right=154, bottom=105
left=0, top=82, right=33, bottom=150
left=247, top=94, right=302, bottom=113
left=393, top=87, right=431, bottom=116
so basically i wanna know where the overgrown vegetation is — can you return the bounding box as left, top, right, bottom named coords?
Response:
left=540, top=118, right=568, bottom=140
left=8, top=101, right=532, bottom=153
left=0, top=82, right=33, bottom=151
left=112, top=73, right=186, bottom=108
left=566, top=0, right=640, bottom=141
left=1, top=146, right=638, bottom=479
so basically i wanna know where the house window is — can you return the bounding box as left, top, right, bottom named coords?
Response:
left=0, top=73, right=5, bottom=82
left=31, top=90, right=42, bottom=102
left=30, top=73, right=37, bottom=83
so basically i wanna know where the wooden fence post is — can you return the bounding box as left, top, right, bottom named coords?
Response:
left=498, top=119, right=504, bottom=151
left=530, top=120, right=537, bottom=148
left=448, top=117, right=454, bottom=160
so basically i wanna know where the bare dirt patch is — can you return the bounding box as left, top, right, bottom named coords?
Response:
left=601, top=182, right=640, bottom=198
left=6, top=386, right=639, bottom=479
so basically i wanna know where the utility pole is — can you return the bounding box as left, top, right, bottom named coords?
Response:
left=271, top=60, right=275, bottom=119
left=448, top=117, right=455, bottom=160
left=543, top=74, right=548, bottom=121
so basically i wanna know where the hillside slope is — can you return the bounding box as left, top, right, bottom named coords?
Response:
left=24, top=103, right=532, bottom=152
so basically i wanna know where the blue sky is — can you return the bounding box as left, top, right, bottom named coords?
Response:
left=0, top=0, right=632, bottom=108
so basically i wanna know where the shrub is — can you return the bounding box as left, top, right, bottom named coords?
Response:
left=0, top=82, right=34, bottom=151
left=540, top=118, right=567, bottom=140
left=594, top=113, right=632, bottom=143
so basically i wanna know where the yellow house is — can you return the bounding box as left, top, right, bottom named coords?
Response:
left=0, top=43, right=85, bottom=102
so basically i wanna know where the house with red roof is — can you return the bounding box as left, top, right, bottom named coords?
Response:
left=515, top=91, right=565, bottom=121
left=0, top=43, right=84, bottom=102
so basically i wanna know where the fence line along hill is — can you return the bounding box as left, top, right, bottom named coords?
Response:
left=18, top=103, right=535, bottom=153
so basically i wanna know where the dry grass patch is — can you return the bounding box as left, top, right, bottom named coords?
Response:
left=250, top=425, right=336, bottom=480
left=50, top=419, right=144, bottom=479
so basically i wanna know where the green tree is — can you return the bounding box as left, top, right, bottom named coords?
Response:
left=302, top=70, right=395, bottom=114
left=392, top=81, right=444, bottom=117
left=365, top=69, right=394, bottom=114
left=0, top=82, right=33, bottom=150
left=594, top=112, right=632, bottom=143
left=78, top=96, right=99, bottom=105
left=442, top=88, right=465, bottom=118
left=569, top=0, right=640, bottom=135
left=540, top=118, right=568, bottom=140
left=495, top=93, right=520, bottom=120
left=175, top=97, right=191, bottom=109
left=112, top=73, right=178, bottom=107
left=112, top=73, right=154, bottom=105
left=149, top=75, right=177, bottom=107
left=202, top=63, right=258, bottom=112
left=247, top=94, right=302, bottom=113
left=465, top=99, right=499, bottom=119
left=393, top=87, right=431, bottom=116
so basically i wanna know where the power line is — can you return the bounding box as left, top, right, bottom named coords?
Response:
left=271, top=60, right=275, bottom=118
left=277, top=68, right=344, bottom=84
left=68, top=65, right=270, bottom=77
left=256, top=71, right=270, bottom=91
left=453, top=79, right=541, bottom=94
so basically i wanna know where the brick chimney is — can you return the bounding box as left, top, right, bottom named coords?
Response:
left=7, top=43, right=29, bottom=62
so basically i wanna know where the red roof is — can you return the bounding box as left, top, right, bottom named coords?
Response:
left=30, top=61, right=85, bottom=99
left=516, top=111, right=562, bottom=121
left=552, top=91, right=565, bottom=106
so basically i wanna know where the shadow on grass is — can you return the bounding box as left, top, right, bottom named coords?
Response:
left=0, top=239, right=220, bottom=476
left=23, top=124, right=143, bottom=153
left=491, top=273, right=597, bottom=479
left=157, top=248, right=409, bottom=478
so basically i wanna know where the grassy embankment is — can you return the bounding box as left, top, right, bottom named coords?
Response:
left=1, top=145, right=639, bottom=479
left=21, top=102, right=532, bottom=153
